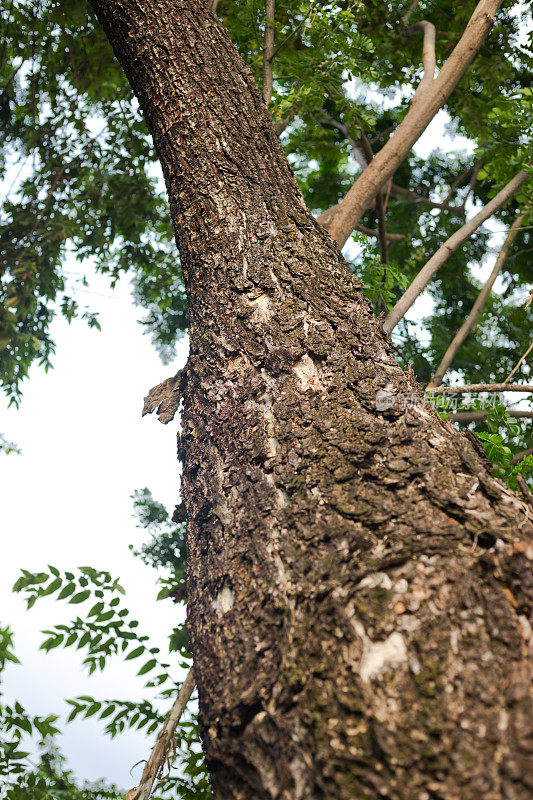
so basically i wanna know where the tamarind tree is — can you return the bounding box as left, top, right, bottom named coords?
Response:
left=1, top=0, right=532, bottom=798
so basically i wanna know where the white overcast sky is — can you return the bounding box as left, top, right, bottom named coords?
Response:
left=0, top=105, right=519, bottom=791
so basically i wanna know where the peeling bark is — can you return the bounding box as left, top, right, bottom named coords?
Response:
left=88, top=2, right=533, bottom=798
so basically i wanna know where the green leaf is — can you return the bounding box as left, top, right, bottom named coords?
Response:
left=69, top=590, right=91, bottom=604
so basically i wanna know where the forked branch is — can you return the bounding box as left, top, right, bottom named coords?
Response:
left=383, top=170, right=529, bottom=335
left=320, top=0, right=504, bottom=248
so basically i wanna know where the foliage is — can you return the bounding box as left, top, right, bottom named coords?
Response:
left=8, top=547, right=211, bottom=798
left=2, top=0, right=532, bottom=416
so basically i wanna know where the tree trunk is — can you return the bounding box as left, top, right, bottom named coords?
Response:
left=89, top=2, right=533, bottom=798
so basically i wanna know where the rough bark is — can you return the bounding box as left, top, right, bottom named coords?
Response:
left=89, top=2, right=533, bottom=799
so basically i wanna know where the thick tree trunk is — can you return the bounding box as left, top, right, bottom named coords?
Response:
left=89, top=2, right=533, bottom=798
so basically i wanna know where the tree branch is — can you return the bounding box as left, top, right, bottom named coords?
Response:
left=389, top=183, right=465, bottom=214
left=357, top=223, right=404, bottom=243
left=517, top=473, right=533, bottom=506
left=446, top=411, right=533, bottom=422
left=402, top=0, right=421, bottom=25
left=428, top=383, right=533, bottom=395
left=383, top=170, right=529, bottom=335
left=443, top=162, right=476, bottom=203
left=262, top=0, right=275, bottom=105
left=511, top=447, right=533, bottom=465
left=125, top=669, right=196, bottom=800
left=320, top=0, right=504, bottom=248
left=427, top=212, right=526, bottom=388
left=505, top=339, right=533, bottom=384
left=321, top=112, right=391, bottom=262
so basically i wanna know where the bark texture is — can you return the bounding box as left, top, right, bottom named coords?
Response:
left=89, top=2, right=533, bottom=798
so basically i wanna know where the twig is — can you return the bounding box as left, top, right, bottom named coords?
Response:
left=402, top=0, right=421, bottom=25
left=427, top=212, right=526, bottom=388
left=383, top=170, right=529, bottom=334
left=125, top=669, right=196, bottom=800
left=209, top=0, right=219, bottom=12
left=505, top=339, right=533, bottom=384
left=262, top=0, right=275, bottom=104
left=428, top=382, right=533, bottom=395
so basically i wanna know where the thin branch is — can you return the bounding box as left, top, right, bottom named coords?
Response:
left=320, top=0, right=504, bottom=248
left=125, top=669, right=196, bottom=800
left=209, top=0, right=219, bottom=12
left=427, top=212, right=526, bottom=388
left=262, top=0, right=275, bottom=104
left=428, top=382, right=533, bottom=395
left=320, top=112, right=367, bottom=170
left=511, top=447, right=533, bottom=465
left=383, top=170, right=529, bottom=335
left=322, top=112, right=392, bottom=262
left=446, top=411, right=533, bottom=422
left=402, top=0, right=421, bottom=25
left=505, top=339, right=533, bottom=384
left=406, top=20, right=436, bottom=89
left=389, top=183, right=465, bottom=214
left=508, top=246, right=533, bottom=261
left=460, top=159, right=483, bottom=210
left=443, top=162, right=475, bottom=204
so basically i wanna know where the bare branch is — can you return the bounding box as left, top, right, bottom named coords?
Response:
left=461, top=159, right=483, bottom=209
left=428, top=382, right=533, bottom=395
left=505, top=339, right=533, bottom=384
left=126, top=669, right=196, bottom=800
left=262, top=0, right=275, bottom=105
left=321, top=0, right=504, bottom=248
left=389, top=183, right=465, bottom=214
left=443, top=162, right=476, bottom=203
left=402, top=0, right=421, bottom=25
left=209, top=0, right=219, bottom=12
left=447, top=411, right=533, bottom=423
left=511, top=447, right=533, bottom=465
left=427, top=212, right=526, bottom=388
left=383, top=170, right=529, bottom=335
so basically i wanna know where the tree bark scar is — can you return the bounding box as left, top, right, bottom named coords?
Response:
left=89, top=1, right=533, bottom=798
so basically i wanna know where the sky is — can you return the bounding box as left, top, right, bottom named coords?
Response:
left=0, top=271, right=190, bottom=790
